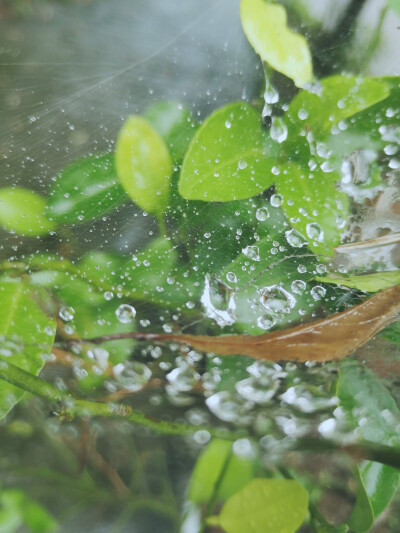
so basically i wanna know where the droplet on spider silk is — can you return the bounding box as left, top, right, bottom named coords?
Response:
left=115, top=304, right=136, bottom=323
left=259, top=286, right=296, bottom=314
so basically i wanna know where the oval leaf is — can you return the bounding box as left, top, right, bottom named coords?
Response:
left=0, top=188, right=55, bottom=236
left=115, top=116, right=172, bottom=217
left=46, top=153, right=127, bottom=224
left=0, top=281, right=56, bottom=419
left=188, top=439, right=254, bottom=504
left=179, top=103, right=276, bottom=201
left=241, top=0, right=313, bottom=87
left=208, top=478, right=308, bottom=533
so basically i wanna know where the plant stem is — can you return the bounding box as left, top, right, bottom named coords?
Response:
left=0, top=358, right=231, bottom=438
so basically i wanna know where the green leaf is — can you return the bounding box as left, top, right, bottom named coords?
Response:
left=188, top=439, right=255, bottom=504
left=115, top=115, right=173, bottom=217
left=145, top=101, right=197, bottom=163
left=179, top=102, right=276, bottom=202
left=337, top=362, right=400, bottom=532
left=240, top=0, right=313, bottom=87
left=219, top=218, right=318, bottom=333
left=386, top=0, right=400, bottom=15
left=315, top=271, right=400, bottom=292
left=0, top=490, right=57, bottom=533
left=208, top=478, right=308, bottom=533
left=46, top=152, right=127, bottom=224
left=283, top=76, right=390, bottom=162
left=276, top=163, right=349, bottom=255
left=0, top=281, right=56, bottom=419
left=0, top=188, right=55, bottom=236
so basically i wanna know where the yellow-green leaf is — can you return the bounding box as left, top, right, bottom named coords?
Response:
left=315, top=271, right=400, bottom=292
left=208, top=478, right=308, bottom=533
left=115, top=116, right=173, bottom=217
left=241, top=0, right=313, bottom=87
left=0, top=188, right=55, bottom=236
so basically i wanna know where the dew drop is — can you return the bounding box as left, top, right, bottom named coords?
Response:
left=310, top=285, right=326, bottom=300
left=238, top=160, right=247, bottom=170
left=59, top=306, right=75, bottom=322
left=257, top=314, right=276, bottom=330
left=226, top=272, right=238, bottom=284
left=285, top=228, right=306, bottom=248
left=291, top=279, right=306, bottom=295
left=256, top=207, right=269, bottom=221
left=306, top=222, right=324, bottom=242
left=270, top=194, right=283, bottom=207
left=115, top=304, right=136, bottom=323
left=113, top=361, right=151, bottom=392
left=259, top=285, right=296, bottom=314
left=242, top=245, right=260, bottom=261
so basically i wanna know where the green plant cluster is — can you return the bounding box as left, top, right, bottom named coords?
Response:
left=1, top=0, right=400, bottom=531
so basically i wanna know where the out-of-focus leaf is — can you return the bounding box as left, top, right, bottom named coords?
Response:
left=115, top=115, right=172, bottom=217
left=145, top=101, right=197, bottom=163
left=179, top=102, right=276, bottom=201
left=276, top=163, right=349, bottom=255
left=188, top=439, right=255, bottom=504
left=315, top=271, right=400, bottom=292
left=0, top=188, right=55, bottom=236
left=46, top=153, right=127, bottom=224
left=0, top=489, right=57, bottom=533
left=337, top=362, right=400, bottom=532
left=0, top=281, right=56, bottom=419
left=207, top=478, right=308, bottom=533
left=386, top=0, right=400, bottom=16
left=240, top=0, right=313, bottom=87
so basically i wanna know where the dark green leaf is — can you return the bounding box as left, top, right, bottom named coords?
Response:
left=179, top=102, right=276, bottom=201
left=46, top=153, right=127, bottom=224
left=0, top=281, right=56, bottom=420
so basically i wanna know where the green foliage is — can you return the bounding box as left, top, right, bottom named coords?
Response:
left=115, top=115, right=173, bottom=217
left=386, top=0, right=400, bottom=15
left=0, top=489, right=57, bottom=533
left=207, top=478, right=308, bottom=533
left=240, top=0, right=313, bottom=87
left=0, top=188, right=55, bottom=236
left=0, top=281, right=56, bottom=420
left=179, top=102, right=277, bottom=201
left=46, top=152, right=127, bottom=224
left=315, top=271, right=400, bottom=292
left=337, top=362, right=400, bottom=532
left=188, top=439, right=255, bottom=504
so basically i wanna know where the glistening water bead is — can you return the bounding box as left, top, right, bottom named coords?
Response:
left=115, top=304, right=136, bottom=323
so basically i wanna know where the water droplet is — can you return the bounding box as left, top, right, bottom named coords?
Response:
left=316, top=264, right=326, bottom=274
left=59, top=306, right=74, bottom=322
left=257, top=314, right=276, bottom=330
left=113, top=361, right=151, bottom=392
left=256, top=207, right=269, bottom=221
left=310, top=285, right=326, bottom=300
left=270, top=116, right=288, bottom=143
left=259, top=286, right=296, bottom=314
left=87, top=347, right=109, bottom=372
left=298, top=108, right=309, bottom=120
left=115, top=304, right=136, bottom=323
left=270, top=194, right=283, bottom=207
left=166, top=363, right=200, bottom=392
left=280, top=385, right=338, bottom=413
left=242, top=245, right=260, bottom=261
left=285, top=228, right=306, bottom=248
left=201, top=276, right=236, bottom=327
left=236, top=373, right=279, bottom=404
left=264, top=84, right=279, bottom=105
left=306, top=222, right=324, bottom=242
left=291, top=279, right=306, bottom=295
left=225, top=120, right=231, bottom=129
left=238, top=160, right=247, bottom=170
left=0, top=335, right=23, bottom=357
left=206, top=391, right=252, bottom=423
left=226, top=272, right=237, bottom=284
left=297, top=264, right=306, bottom=274
left=104, top=291, right=114, bottom=301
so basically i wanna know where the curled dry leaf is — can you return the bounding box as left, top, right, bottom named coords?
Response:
left=85, top=284, right=400, bottom=362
